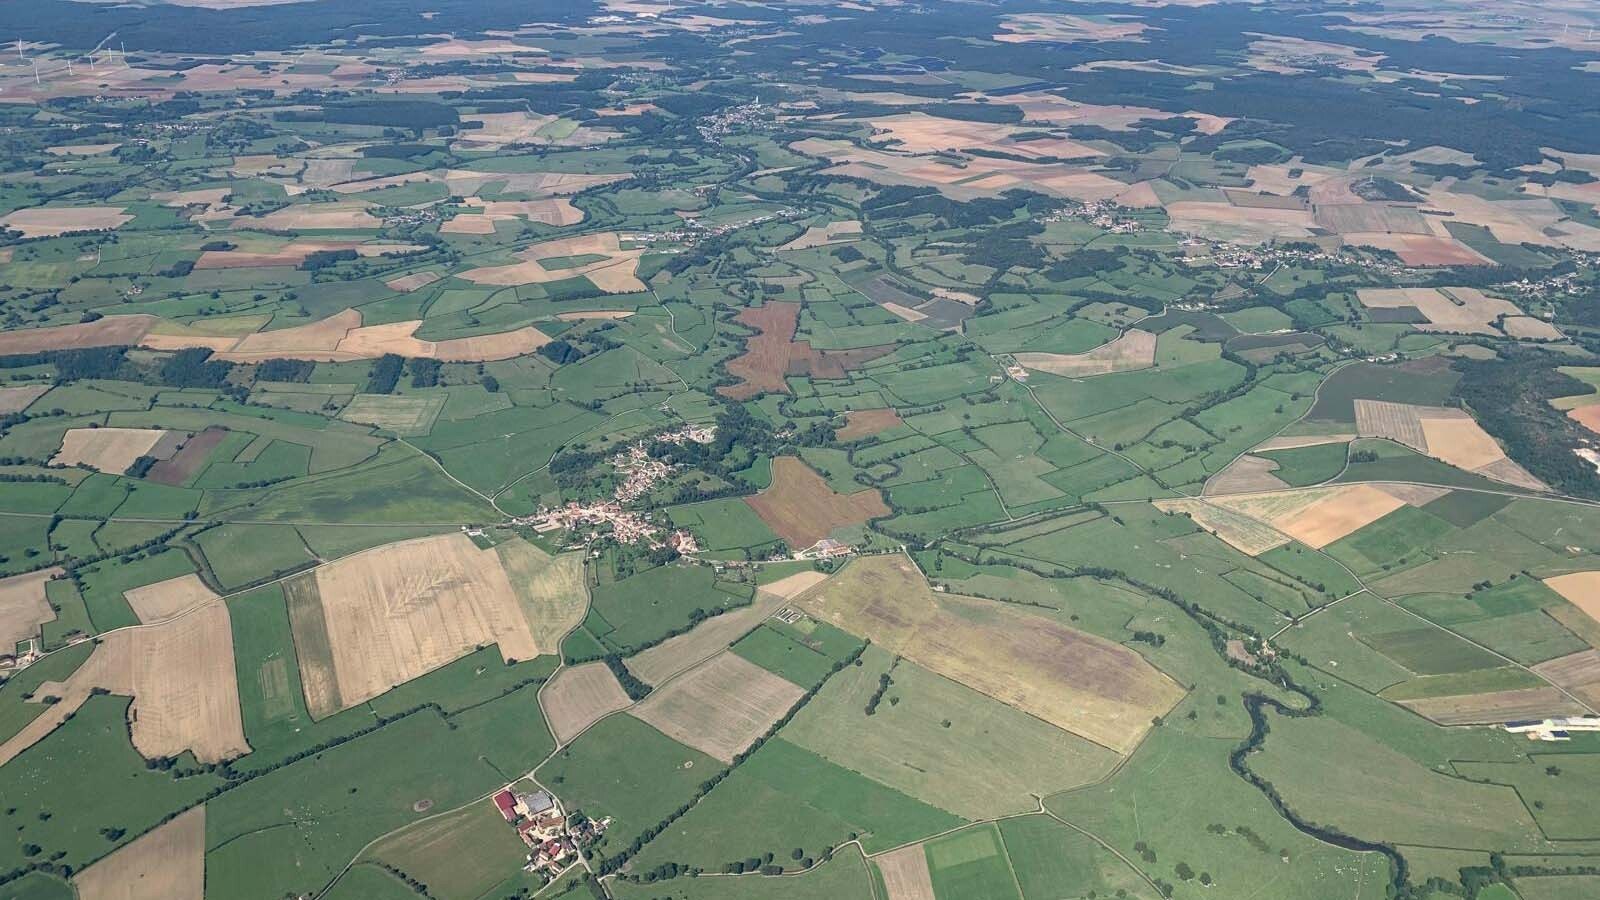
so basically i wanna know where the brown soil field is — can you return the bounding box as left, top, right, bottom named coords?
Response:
left=719, top=303, right=894, bottom=398
left=1212, top=484, right=1405, bottom=549
left=0, top=600, right=250, bottom=766
left=0, top=567, right=62, bottom=651
left=797, top=555, right=1184, bottom=753
left=1545, top=572, right=1600, bottom=628
left=1153, top=498, right=1290, bottom=556
left=1400, top=687, right=1585, bottom=725
left=145, top=427, right=228, bottom=486
left=45, top=143, right=120, bottom=156
left=836, top=408, right=903, bottom=441
left=543, top=661, right=632, bottom=744
left=0, top=384, right=50, bottom=414
left=0, top=206, right=132, bottom=238
left=1345, top=233, right=1491, bottom=267
left=459, top=232, right=645, bottom=291
left=876, top=844, right=935, bottom=900
left=289, top=533, right=542, bottom=719
left=1204, top=454, right=1291, bottom=495
left=0, top=315, right=157, bottom=355
left=53, top=427, right=167, bottom=474
left=630, top=651, right=806, bottom=763
left=1569, top=405, right=1600, bottom=435
left=74, top=805, right=205, bottom=900
left=384, top=271, right=442, bottom=293
left=494, top=541, right=588, bottom=652
left=123, top=573, right=221, bottom=626
left=1014, top=329, right=1157, bottom=377
left=1532, top=650, right=1600, bottom=708
left=745, top=457, right=889, bottom=549
left=720, top=302, right=801, bottom=399
left=626, top=590, right=789, bottom=686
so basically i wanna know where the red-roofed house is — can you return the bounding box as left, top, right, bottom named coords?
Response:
left=492, top=789, right=518, bottom=823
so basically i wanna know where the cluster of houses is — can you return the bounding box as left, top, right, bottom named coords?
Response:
left=491, top=787, right=611, bottom=878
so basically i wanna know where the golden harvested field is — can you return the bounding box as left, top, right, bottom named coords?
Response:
left=797, top=556, right=1184, bottom=753
left=289, top=533, right=542, bottom=719
left=1354, top=400, right=1546, bottom=490
left=0, top=206, right=132, bottom=238
left=494, top=540, right=588, bottom=652
left=338, top=394, right=445, bottom=436
left=543, top=661, right=632, bottom=744
left=0, top=600, right=250, bottom=766
left=744, top=456, right=890, bottom=549
left=1255, top=433, right=1356, bottom=451
left=0, top=567, right=61, bottom=651
left=1211, top=484, right=1404, bottom=549
left=1164, top=201, right=1316, bottom=243
left=1356, top=287, right=1531, bottom=337
left=625, top=590, right=788, bottom=686
left=1015, top=329, right=1156, bottom=378
left=1400, top=687, right=1585, bottom=726
left=1545, top=572, right=1600, bottom=627
left=995, top=12, right=1148, bottom=43
left=875, top=844, right=935, bottom=900
left=630, top=652, right=806, bottom=763
left=0, top=384, right=49, bottom=414
left=195, top=308, right=549, bottom=363
left=122, top=573, right=221, bottom=625
left=554, top=310, right=634, bottom=321
left=836, top=407, right=903, bottom=441
left=440, top=213, right=500, bottom=234
left=74, top=805, right=205, bottom=900
left=0, top=315, right=156, bottom=355
left=53, top=427, right=167, bottom=474
left=460, top=232, right=645, bottom=291
left=1153, top=498, right=1290, bottom=556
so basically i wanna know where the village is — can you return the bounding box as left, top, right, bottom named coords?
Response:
left=521, top=424, right=714, bottom=549
left=489, top=785, right=611, bottom=881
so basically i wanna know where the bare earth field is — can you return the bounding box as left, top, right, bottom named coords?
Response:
left=796, top=555, right=1183, bottom=753
left=0, top=384, right=50, bottom=414
left=1015, top=329, right=1157, bottom=377
left=779, top=219, right=863, bottom=250
left=74, top=805, right=205, bottom=900
left=1400, top=687, right=1585, bottom=725
left=0, top=567, right=62, bottom=651
left=0, top=315, right=157, bottom=355
left=0, top=600, right=250, bottom=766
left=1204, top=454, right=1292, bottom=495
left=630, top=651, right=806, bottom=763
left=459, top=232, right=646, bottom=292
left=384, top=271, right=442, bottom=293
left=744, top=456, right=890, bottom=549
left=1532, top=650, right=1600, bottom=708
left=836, top=407, right=903, bottom=441
left=122, top=573, right=221, bottom=625
left=544, top=661, right=633, bottom=744
left=875, top=843, right=936, bottom=900
left=288, top=533, right=543, bottom=718
left=53, top=427, right=167, bottom=474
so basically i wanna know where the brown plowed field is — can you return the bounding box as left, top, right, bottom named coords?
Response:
left=543, top=661, right=632, bottom=744
left=796, top=555, right=1184, bottom=753
left=146, top=427, right=229, bottom=486
left=720, top=303, right=897, bottom=399
left=630, top=652, right=806, bottom=763
left=745, top=456, right=889, bottom=549
left=836, top=408, right=903, bottom=441
left=1400, top=687, right=1585, bottom=725
left=75, top=805, right=205, bottom=900
left=720, top=302, right=801, bottom=399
